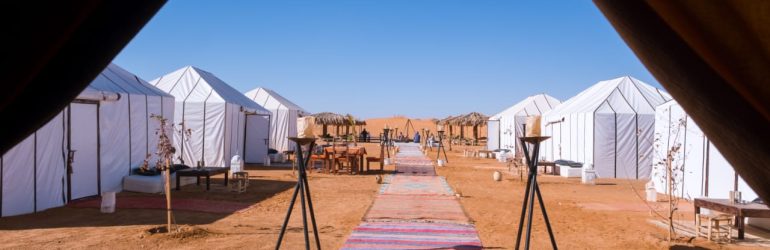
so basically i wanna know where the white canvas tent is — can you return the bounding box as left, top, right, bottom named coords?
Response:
left=541, top=76, right=671, bottom=179
left=653, top=100, right=758, bottom=201
left=244, top=87, right=309, bottom=156
left=151, top=66, right=270, bottom=167
left=487, top=94, right=560, bottom=153
left=654, top=100, right=770, bottom=229
left=1, top=63, right=174, bottom=217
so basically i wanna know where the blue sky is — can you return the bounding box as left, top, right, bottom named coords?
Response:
left=114, top=0, right=660, bottom=119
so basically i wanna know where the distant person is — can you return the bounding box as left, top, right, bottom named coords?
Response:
left=427, top=134, right=435, bottom=149
left=414, top=131, right=421, bottom=143
left=360, top=129, right=369, bottom=142
left=397, top=132, right=405, bottom=142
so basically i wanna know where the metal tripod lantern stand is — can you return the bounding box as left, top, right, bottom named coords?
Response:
left=383, top=126, right=391, bottom=158
left=515, top=136, right=557, bottom=250
left=435, top=125, right=449, bottom=164
left=276, top=137, right=321, bottom=250
left=421, top=128, right=427, bottom=146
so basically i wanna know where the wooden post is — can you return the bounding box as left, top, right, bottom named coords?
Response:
left=322, top=125, right=328, bottom=137
left=666, top=155, right=673, bottom=242
left=165, top=158, right=172, bottom=232
left=448, top=126, right=453, bottom=151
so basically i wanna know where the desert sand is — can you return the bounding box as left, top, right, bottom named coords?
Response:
left=0, top=117, right=765, bottom=249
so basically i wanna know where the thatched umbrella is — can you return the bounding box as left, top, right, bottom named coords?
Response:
left=355, top=119, right=366, bottom=133
left=310, top=112, right=347, bottom=136
left=454, top=112, right=488, bottom=141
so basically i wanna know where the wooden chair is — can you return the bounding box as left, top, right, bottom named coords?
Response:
left=696, top=212, right=733, bottom=242
left=332, top=146, right=356, bottom=174
left=309, top=151, right=329, bottom=173
left=366, top=144, right=385, bottom=172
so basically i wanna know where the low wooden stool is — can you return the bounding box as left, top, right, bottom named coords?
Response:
left=696, top=213, right=733, bottom=242
left=309, top=154, right=328, bottom=173
left=230, top=171, right=249, bottom=193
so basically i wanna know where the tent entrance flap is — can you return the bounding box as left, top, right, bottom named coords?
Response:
left=487, top=120, right=500, bottom=150
left=245, top=115, right=269, bottom=164
left=68, top=103, right=100, bottom=200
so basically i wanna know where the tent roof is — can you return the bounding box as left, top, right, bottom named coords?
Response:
left=657, top=99, right=679, bottom=110
left=78, top=63, right=172, bottom=100
left=150, top=66, right=269, bottom=115
left=544, top=76, right=671, bottom=117
left=244, top=87, right=308, bottom=114
left=490, top=94, right=561, bottom=120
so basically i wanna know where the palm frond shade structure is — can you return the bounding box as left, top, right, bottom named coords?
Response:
left=441, top=112, right=489, bottom=141
left=310, top=112, right=347, bottom=137
left=456, top=112, right=489, bottom=127
left=437, top=116, right=454, bottom=125
left=310, top=112, right=347, bottom=125
left=457, top=112, right=489, bottom=141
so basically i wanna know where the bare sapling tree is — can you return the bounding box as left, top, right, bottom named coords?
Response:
left=150, top=114, right=191, bottom=232
left=652, top=117, right=687, bottom=243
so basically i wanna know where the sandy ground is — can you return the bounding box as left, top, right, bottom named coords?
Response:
left=0, top=139, right=767, bottom=249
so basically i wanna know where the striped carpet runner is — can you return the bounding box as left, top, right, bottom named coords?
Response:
left=342, top=143, right=482, bottom=249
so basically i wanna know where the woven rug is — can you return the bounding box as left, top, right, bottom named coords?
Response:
left=68, top=196, right=252, bottom=214
left=380, top=175, right=453, bottom=196
left=395, top=164, right=436, bottom=176
left=341, top=221, right=482, bottom=250
left=364, top=194, right=470, bottom=223
left=344, top=143, right=482, bottom=248
left=394, top=158, right=434, bottom=166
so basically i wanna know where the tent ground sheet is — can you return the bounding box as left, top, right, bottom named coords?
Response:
left=343, top=143, right=482, bottom=249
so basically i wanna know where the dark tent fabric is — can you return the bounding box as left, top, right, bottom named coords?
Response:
left=595, top=0, right=770, bottom=202
left=1, top=1, right=166, bottom=156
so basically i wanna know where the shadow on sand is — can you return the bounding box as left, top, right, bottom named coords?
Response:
left=0, top=170, right=295, bottom=230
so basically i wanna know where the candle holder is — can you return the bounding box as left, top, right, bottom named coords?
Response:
left=436, top=129, right=449, bottom=164
left=383, top=126, right=391, bottom=158
left=515, top=135, right=557, bottom=250
left=276, top=137, right=320, bottom=250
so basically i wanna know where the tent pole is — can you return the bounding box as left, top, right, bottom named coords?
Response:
left=96, top=103, right=101, bottom=195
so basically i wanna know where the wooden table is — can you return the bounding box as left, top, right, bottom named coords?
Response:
left=538, top=161, right=557, bottom=175
left=349, top=147, right=367, bottom=171
left=176, top=167, right=230, bottom=191
left=324, top=146, right=367, bottom=174
left=694, top=198, right=770, bottom=239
